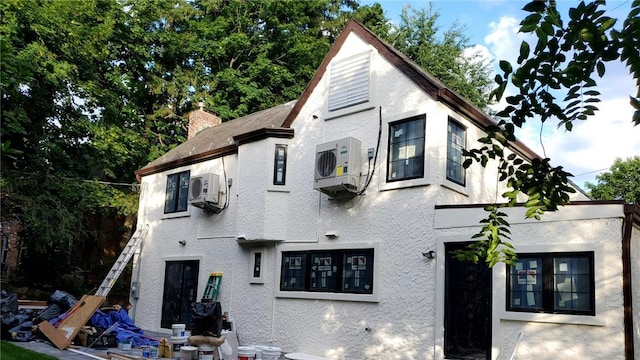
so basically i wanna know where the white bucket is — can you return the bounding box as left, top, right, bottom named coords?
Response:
left=180, top=345, right=198, bottom=360
left=172, top=324, right=187, bottom=337
left=198, top=344, right=215, bottom=360
left=170, top=336, right=188, bottom=353
left=237, top=345, right=256, bottom=360
left=262, top=346, right=281, bottom=360
left=254, top=345, right=267, bottom=360
left=117, top=339, right=132, bottom=351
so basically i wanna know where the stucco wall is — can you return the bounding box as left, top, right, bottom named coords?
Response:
left=132, top=30, right=617, bottom=360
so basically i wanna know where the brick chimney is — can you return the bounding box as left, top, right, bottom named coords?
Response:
left=188, top=102, right=221, bottom=139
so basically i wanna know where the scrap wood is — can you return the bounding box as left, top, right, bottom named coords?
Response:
left=38, top=294, right=105, bottom=350
left=38, top=320, right=71, bottom=350
left=54, top=299, right=87, bottom=327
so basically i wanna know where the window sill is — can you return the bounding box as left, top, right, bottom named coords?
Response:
left=440, top=182, right=469, bottom=197
left=276, top=290, right=379, bottom=303
left=161, top=210, right=191, bottom=220
left=267, top=187, right=290, bottom=193
left=379, top=180, right=431, bottom=192
left=499, top=310, right=606, bottom=327
left=324, top=105, right=376, bottom=121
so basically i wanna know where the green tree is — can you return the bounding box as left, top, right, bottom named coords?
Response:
left=585, top=156, right=640, bottom=204
left=0, top=0, right=367, bottom=291
left=0, top=0, right=143, bottom=290
left=382, top=4, right=493, bottom=109
left=458, top=0, right=640, bottom=266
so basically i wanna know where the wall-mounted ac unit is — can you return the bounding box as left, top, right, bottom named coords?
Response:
left=189, top=173, right=221, bottom=210
left=314, top=137, right=361, bottom=197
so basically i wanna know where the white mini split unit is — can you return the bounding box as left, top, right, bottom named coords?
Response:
left=189, top=173, right=223, bottom=212
left=314, top=137, right=362, bottom=197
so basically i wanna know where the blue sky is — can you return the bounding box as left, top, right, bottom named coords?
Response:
left=360, top=0, right=640, bottom=189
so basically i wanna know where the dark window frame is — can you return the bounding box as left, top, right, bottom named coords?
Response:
left=506, top=252, right=595, bottom=316
left=280, top=248, right=374, bottom=295
left=164, top=170, right=190, bottom=214
left=386, top=115, right=426, bottom=183
left=273, top=144, right=287, bottom=186
left=446, top=118, right=466, bottom=186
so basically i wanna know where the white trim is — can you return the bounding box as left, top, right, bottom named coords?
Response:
left=162, top=209, right=191, bottom=219
left=275, top=242, right=380, bottom=302
left=434, top=203, right=625, bottom=229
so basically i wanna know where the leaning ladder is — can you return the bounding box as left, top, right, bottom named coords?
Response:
left=95, top=225, right=149, bottom=298
left=201, top=272, right=223, bottom=302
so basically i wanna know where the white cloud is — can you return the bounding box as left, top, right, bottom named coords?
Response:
left=484, top=17, right=522, bottom=64
left=516, top=98, right=640, bottom=188
left=481, top=15, right=640, bottom=190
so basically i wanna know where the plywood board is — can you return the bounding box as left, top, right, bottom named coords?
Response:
left=38, top=320, right=71, bottom=350
left=40, top=295, right=105, bottom=350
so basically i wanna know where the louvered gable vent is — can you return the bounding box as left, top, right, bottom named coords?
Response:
left=328, top=51, right=371, bottom=111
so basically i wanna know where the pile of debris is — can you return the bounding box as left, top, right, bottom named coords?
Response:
left=0, top=289, right=158, bottom=350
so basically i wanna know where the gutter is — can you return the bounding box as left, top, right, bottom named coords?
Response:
left=623, top=203, right=640, bottom=360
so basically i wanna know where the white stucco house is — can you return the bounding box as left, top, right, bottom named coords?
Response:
left=130, top=20, right=640, bottom=359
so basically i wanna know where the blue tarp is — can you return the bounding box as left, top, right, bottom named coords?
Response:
left=89, top=309, right=159, bottom=347
left=48, top=308, right=159, bottom=347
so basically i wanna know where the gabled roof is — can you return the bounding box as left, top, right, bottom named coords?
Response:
left=135, top=101, right=296, bottom=177
left=136, top=19, right=542, bottom=178
left=282, top=19, right=540, bottom=161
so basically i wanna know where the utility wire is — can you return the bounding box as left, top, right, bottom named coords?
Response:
left=5, top=169, right=138, bottom=188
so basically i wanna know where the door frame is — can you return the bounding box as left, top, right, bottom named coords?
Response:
left=435, top=235, right=498, bottom=360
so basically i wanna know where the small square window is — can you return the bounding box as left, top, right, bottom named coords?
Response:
left=387, top=115, right=426, bottom=182
left=164, top=170, right=190, bottom=214
left=507, top=252, right=595, bottom=315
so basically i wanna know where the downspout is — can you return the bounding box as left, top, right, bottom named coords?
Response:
left=622, top=203, right=639, bottom=360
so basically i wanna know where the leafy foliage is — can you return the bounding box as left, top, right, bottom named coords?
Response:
left=382, top=4, right=493, bottom=109
left=585, top=156, right=640, bottom=204
left=458, top=0, right=639, bottom=265
left=0, top=0, right=360, bottom=286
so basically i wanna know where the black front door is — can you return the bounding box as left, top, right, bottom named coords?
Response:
left=444, top=242, right=492, bottom=359
left=161, top=260, right=199, bottom=329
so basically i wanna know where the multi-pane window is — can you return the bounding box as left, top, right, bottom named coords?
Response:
left=280, top=249, right=374, bottom=294
left=447, top=119, right=466, bottom=186
left=273, top=144, right=287, bottom=186
left=387, top=115, right=425, bottom=182
left=164, top=171, right=190, bottom=214
left=507, top=252, right=595, bottom=315
left=328, top=52, right=371, bottom=111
